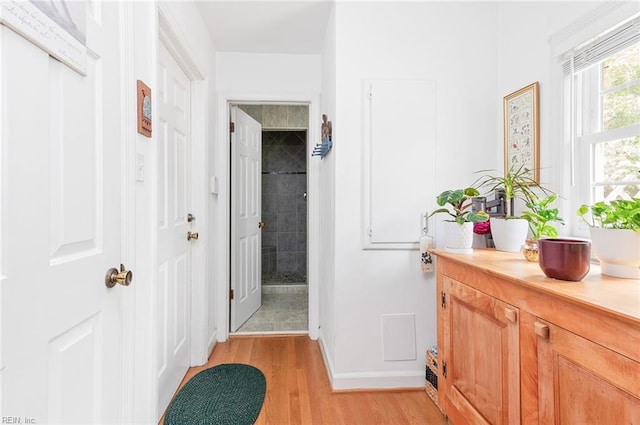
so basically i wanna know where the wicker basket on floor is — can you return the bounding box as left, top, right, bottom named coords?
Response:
left=425, top=349, right=446, bottom=416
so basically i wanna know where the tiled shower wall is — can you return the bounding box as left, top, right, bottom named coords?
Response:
left=261, top=131, right=307, bottom=283
left=239, top=104, right=308, bottom=130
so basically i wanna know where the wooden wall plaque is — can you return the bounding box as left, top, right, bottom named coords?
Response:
left=137, top=80, right=152, bottom=137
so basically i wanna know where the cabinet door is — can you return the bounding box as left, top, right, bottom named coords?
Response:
left=536, top=320, right=640, bottom=424
left=442, top=277, right=520, bottom=425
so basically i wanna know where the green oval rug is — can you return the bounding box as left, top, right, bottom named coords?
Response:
left=165, top=363, right=266, bottom=425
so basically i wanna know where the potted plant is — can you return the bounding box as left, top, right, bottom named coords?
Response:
left=577, top=198, right=640, bottom=278
left=429, top=187, right=489, bottom=253
left=474, top=164, right=552, bottom=252
left=520, top=193, right=565, bottom=261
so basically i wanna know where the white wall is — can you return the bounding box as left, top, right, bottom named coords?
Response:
left=131, top=3, right=159, bottom=422
left=318, top=4, right=337, bottom=382
left=216, top=52, right=321, bottom=94
left=213, top=52, right=322, bottom=341
left=495, top=1, right=604, bottom=229
left=326, top=2, right=500, bottom=389
left=320, top=0, right=609, bottom=391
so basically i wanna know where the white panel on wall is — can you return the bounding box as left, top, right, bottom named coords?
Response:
left=382, top=313, right=417, bottom=361
left=363, top=79, right=436, bottom=249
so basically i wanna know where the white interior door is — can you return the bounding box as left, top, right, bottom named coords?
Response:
left=156, top=41, right=193, bottom=417
left=0, top=3, right=128, bottom=423
left=230, top=106, right=262, bottom=332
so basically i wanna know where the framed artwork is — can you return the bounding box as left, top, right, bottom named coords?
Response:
left=137, top=80, right=152, bottom=137
left=0, top=0, right=88, bottom=75
left=503, top=82, right=539, bottom=183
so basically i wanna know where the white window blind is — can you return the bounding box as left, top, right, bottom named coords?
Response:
left=562, top=14, right=640, bottom=74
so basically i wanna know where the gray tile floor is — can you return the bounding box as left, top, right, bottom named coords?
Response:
left=236, top=285, right=308, bottom=333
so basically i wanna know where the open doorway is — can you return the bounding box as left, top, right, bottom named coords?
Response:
left=232, top=104, right=309, bottom=333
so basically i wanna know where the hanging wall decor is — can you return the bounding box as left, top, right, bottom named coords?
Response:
left=137, top=80, right=152, bottom=137
left=0, top=0, right=88, bottom=75
left=312, top=114, right=333, bottom=158
left=504, top=82, right=539, bottom=183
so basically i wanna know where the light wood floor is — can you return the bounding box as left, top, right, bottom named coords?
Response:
left=162, top=335, right=448, bottom=425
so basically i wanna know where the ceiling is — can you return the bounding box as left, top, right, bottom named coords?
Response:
left=195, top=1, right=333, bottom=54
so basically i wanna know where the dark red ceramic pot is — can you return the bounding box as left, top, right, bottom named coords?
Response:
left=538, top=238, right=591, bottom=281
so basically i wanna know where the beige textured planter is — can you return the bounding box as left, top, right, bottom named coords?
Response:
left=590, top=227, right=640, bottom=279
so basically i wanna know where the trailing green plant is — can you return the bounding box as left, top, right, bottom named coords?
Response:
left=429, top=188, right=489, bottom=225
left=473, top=164, right=552, bottom=218
left=577, top=198, right=640, bottom=231
left=521, top=193, right=564, bottom=240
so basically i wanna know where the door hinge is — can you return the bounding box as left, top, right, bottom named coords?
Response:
left=441, top=291, right=447, bottom=309
left=230, top=122, right=235, bottom=133
left=442, top=361, right=447, bottom=378
left=229, top=289, right=234, bottom=300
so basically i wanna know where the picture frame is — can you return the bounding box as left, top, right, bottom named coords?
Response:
left=137, top=80, right=152, bottom=137
left=503, top=82, right=539, bottom=183
left=0, top=0, right=88, bottom=76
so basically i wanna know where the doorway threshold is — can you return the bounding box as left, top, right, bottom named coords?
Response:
left=234, top=284, right=308, bottom=333
left=231, top=330, right=309, bottom=337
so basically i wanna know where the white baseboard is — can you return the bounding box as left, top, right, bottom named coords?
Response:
left=207, top=330, right=217, bottom=357
left=317, top=328, right=335, bottom=388
left=318, top=329, right=424, bottom=391
left=329, top=370, right=425, bottom=390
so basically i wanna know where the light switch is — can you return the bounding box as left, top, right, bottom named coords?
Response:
left=136, top=153, right=144, bottom=182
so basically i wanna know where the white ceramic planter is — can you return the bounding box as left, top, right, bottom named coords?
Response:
left=490, top=217, right=529, bottom=252
left=589, top=227, right=640, bottom=279
left=444, top=221, right=474, bottom=254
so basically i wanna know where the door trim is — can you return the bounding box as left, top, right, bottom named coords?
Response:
left=215, top=93, right=321, bottom=341
left=120, top=2, right=136, bottom=422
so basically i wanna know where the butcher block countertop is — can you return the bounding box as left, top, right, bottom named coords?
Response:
left=431, top=248, right=640, bottom=326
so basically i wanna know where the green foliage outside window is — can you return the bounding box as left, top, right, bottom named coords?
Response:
left=599, top=42, right=640, bottom=200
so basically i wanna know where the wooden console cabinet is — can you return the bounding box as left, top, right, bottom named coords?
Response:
left=433, top=249, right=640, bottom=424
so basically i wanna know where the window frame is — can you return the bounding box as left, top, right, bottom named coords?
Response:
left=560, top=14, right=640, bottom=238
